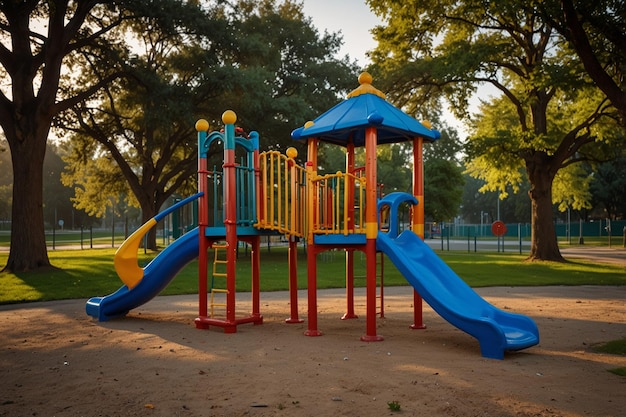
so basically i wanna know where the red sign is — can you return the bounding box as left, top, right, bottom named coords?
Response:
left=491, top=221, right=507, bottom=237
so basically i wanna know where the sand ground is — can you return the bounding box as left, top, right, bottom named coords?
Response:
left=1, top=283, right=625, bottom=417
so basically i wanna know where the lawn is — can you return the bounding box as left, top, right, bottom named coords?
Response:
left=0, top=245, right=624, bottom=305
left=0, top=229, right=134, bottom=249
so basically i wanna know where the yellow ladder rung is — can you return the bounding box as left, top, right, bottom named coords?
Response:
left=209, top=289, right=228, bottom=317
left=209, top=243, right=229, bottom=318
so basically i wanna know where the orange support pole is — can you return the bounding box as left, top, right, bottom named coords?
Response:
left=410, top=136, right=427, bottom=330
left=254, top=144, right=263, bottom=225
left=361, top=127, right=383, bottom=342
left=306, top=139, right=318, bottom=245
left=343, top=142, right=357, bottom=319
left=286, top=150, right=303, bottom=324
left=305, top=137, right=322, bottom=336
left=413, top=136, right=425, bottom=238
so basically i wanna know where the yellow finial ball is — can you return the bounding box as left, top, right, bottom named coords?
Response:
left=421, top=120, right=432, bottom=129
left=195, top=119, right=209, bottom=132
left=358, top=72, right=373, bottom=85
left=304, top=121, right=314, bottom=129
left=286, top=147, right=298, bottom=159
left=222, top=110, right=237, bottom=125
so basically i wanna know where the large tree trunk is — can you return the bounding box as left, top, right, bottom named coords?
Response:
left=136, top=193, right=159, bottom=251
left=144, top=207, right=158, bottom=251
left=526, top=155, right=565, bottom=262
left=3, top=130, right=52, bottom=272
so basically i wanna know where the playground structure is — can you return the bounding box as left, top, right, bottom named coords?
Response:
left=86, top=73, right=539, bottom=359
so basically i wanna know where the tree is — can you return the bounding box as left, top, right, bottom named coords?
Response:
left=367, top=0, right=622, bottom=261
left=59, top=0, right=358, bottom=250
left=212, top=0, right=359, bottom=152
left=589, top=157, right=626, bottom=220
left=460, top=172, right=533, bottom=225
left=0, top=138, right=10, bottom=223
left=543, top=0, right=626, bottom=121
left=0, top=139, right=87, bottom=230
left=0, top=0, right=208, bottom=271
left=423, top=125, right=465, bottom=222
left=424, top=159, right=464, bottom=222
left=59, top=15, right=215, bottom=249
left=43, top=143, right=80, bottom=230
left=60, top=142, right=141, bottom=228
left=376, top=144, right=412, bottom=193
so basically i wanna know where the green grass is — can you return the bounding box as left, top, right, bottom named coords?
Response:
left=591, top=338, right=626, bottom=377
left=0, top=230, right=132, bottom=248
left=593, top=338, right=626, bottom=355
left=0, top=246, right=624, bottom=305
left=436, top=252, right=625, bottom=286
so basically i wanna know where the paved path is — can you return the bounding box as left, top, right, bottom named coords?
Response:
left=423, top=238, right=625, bottom=267
left=560, top=245, right=626, bottom=267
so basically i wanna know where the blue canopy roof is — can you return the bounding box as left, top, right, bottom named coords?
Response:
left=291, top=73, right=440, bottom=147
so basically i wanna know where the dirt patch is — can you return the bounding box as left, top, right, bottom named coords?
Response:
left=1, top=286, right=625, bottom=417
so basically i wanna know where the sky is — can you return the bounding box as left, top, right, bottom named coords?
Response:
left=301, top=0, right=381, bottom=66
left=301, top=0, right=471, bottom=135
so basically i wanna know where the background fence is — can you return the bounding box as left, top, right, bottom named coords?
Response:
left=2, top=218, right=625, bottom=251
left=425, top=219, right=626, bottom=253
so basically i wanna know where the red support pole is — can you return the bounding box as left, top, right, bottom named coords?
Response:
left=195, top=120, right=210, bottom=326
left=304, top=245, right=322, bottom=336
left=198, top=160, right=209, bottom=320
left=361, top=127, right=383, bottom=342
left=223, top=115, right=238, bottom=332
left=285, top=236, right=303, bottom=323
left=342, top=249, right=358, bottom=319
left=250, top=235, right=262, bottom=323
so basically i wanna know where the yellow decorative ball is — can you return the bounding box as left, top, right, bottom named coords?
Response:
left=304, top=121, right=314, bottom=129
left=222, top=110, right=237, bottom=125
left=358, top=72, right=373, bottom=85
left=286, top=147, right=298, bottom=159
left=195, top=119, right=209, bottom=132
left=421, top=120, right=432, bottom=129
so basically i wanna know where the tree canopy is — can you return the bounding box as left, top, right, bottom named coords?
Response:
left=367, top=0, right=625, bottom=261
left=0, top=0, right=214, bottom=271
left=589, top=157, right=626, bottom=220
left=58, top=0, right=357, bottom=250
left=543, top=0, right=626, bottom=121
left=0, top=0, right=358, bottom=268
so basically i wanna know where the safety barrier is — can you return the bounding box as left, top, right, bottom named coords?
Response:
left=255, top=151, right=369, bottom=239
left=256, top=151, right=307, bottom=237
left=201, top=162, right=256, bottom=228
left=309, top=171, right=366, bottom=235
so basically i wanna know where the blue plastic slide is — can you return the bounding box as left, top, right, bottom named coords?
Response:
left=86, top=228, right=199, bottom=321
left=377, top=230, right=539, bottom=359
